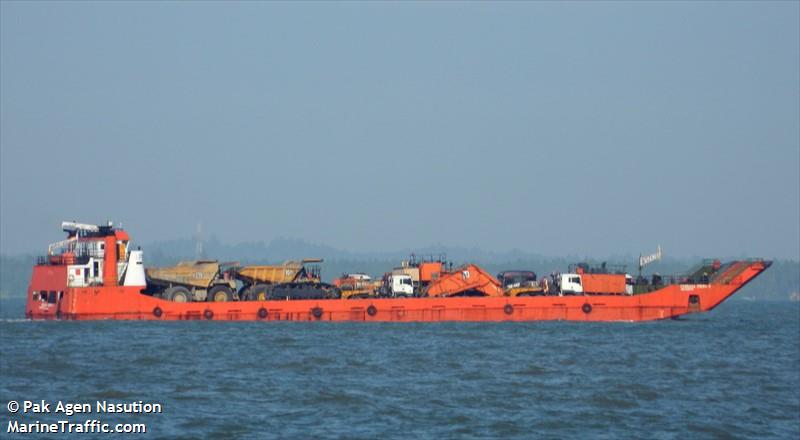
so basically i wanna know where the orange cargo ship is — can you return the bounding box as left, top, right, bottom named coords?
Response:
left=25, top=222, right=771, bottom=322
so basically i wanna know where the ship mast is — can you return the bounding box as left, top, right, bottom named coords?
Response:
left=195, top=223, right=206, bottom=260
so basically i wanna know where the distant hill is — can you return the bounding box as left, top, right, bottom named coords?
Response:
left=146, top=235, right=667, bottom=268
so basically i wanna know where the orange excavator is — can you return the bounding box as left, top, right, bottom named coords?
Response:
left=425, top=264, right=504, bottom=297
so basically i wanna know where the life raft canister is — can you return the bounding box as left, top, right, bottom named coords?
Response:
left=582, top=303, right=592, bottom=314
left=257, top=307, right=268, bottom=319
left=153, top=307, right=163, bottom=318
left=311, top=307, right=323, bottom=319
left=367, top=305, right=377, bottom=316
left=503, top=304, right=514, bottom=315
left=204, top=309, right=214, bottom=320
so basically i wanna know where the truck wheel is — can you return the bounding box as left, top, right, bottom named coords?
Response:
left=249, top=284, right=271, bottom=301
left=165, top=286, right=191, bottom=303
left=208, top=285, right=233, bottom=302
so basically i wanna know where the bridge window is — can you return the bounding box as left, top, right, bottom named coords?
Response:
left=48, top=291, right=57, bottom=304
left=32, top=291, right=39, bottom=301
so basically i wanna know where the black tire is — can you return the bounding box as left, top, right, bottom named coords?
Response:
left=311, top=307, right=323, bottom=319
left=504, top=304, right=514, bottom=315
left=165, top=286, right=192, bottom=303
left=207, top=285, right=233, bottom=302
left=248, top=284, right=271, bottom=301
left=257, top=308, right=268, bottom=319
left=152, top=307, right=163, bottom=318
left=204, top=309, right=214, bottom=320
left=367, top=305, right=378, bottom=316
left=582, top=303, right=592, bottom=314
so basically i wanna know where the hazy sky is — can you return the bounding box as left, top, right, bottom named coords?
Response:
left=2, top=1, right=798, bottom=259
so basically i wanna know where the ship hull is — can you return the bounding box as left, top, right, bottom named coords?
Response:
left=25, top=277, right=761, bottom=322
left=26, top=260, right=770, bottom=322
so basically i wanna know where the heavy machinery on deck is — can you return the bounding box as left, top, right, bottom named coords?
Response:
left=389, top=254, right=448, bottom=295
left=425, top=264, right=505, bottom=297
left=379, top=273, right=415, bottom=297
left=333, top=273, right=380, bottom=299
left=497, top=270, right=545, bottom=296
left=145, top=260, right=238, bottom=302
left=236, top=259, right=340, bottom=300
left=384, top=260, right=532, bottom=298
left=556, top=263, right=632, bottom=295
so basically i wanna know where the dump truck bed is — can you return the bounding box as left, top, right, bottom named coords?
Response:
left=145, top=261, right=221, bottom=289
left=236, top=263, right=303, bottom=284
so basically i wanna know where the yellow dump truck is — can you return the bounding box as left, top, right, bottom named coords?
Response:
left=145, top=260, right=238, bottom=302
left=235, top=259, right=340, bottom=300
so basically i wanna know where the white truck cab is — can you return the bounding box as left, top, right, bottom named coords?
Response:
left=558, top=274, right=583, bottom=295
left=389, top=274, right=414, bottom=297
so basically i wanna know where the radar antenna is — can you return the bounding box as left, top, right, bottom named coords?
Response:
left=194, top=223, right=206, bottom=260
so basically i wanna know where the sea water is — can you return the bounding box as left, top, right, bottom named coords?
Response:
left=0, top=300, right=798, bottom=439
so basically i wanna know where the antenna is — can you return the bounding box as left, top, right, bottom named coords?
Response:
left=194, top=223, right=205, bottom=260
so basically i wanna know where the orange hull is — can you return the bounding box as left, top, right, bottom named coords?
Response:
left=26, top=260, right=768, bottom=322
